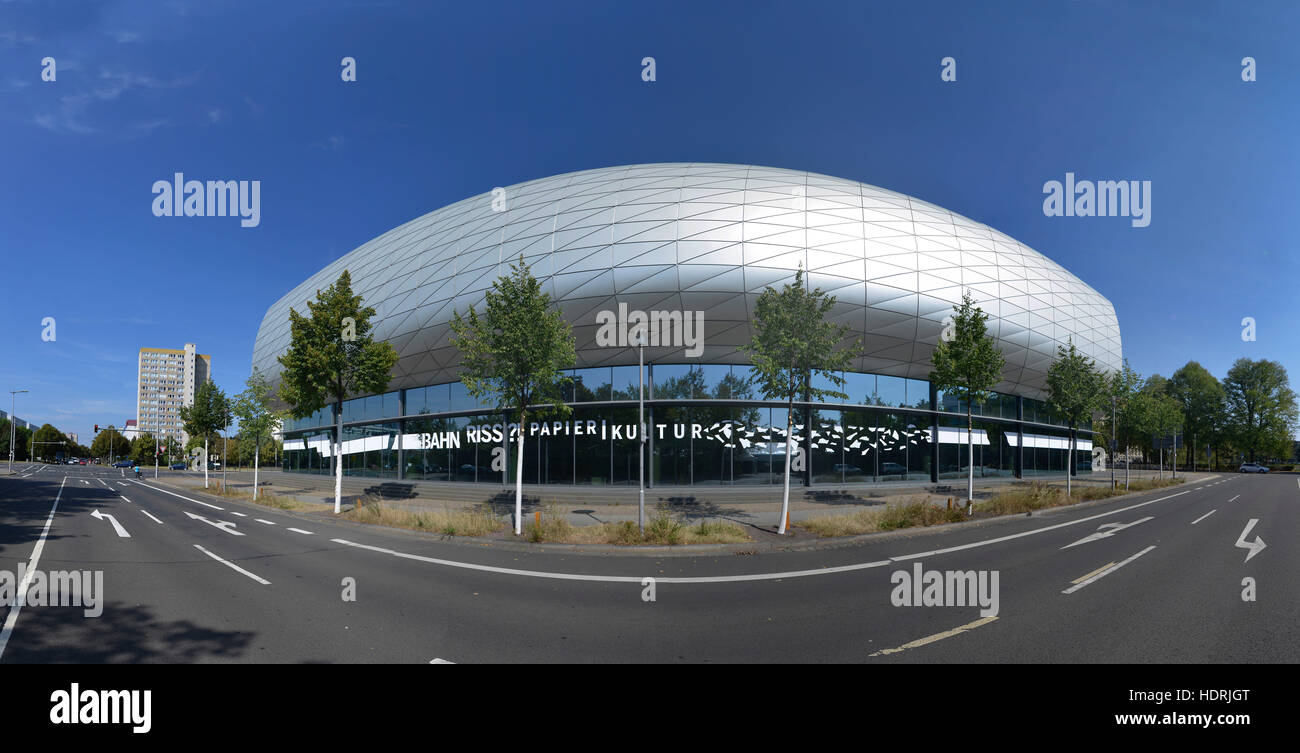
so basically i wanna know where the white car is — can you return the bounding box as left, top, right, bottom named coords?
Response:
left=1238, top=463, right=1269, bottom=473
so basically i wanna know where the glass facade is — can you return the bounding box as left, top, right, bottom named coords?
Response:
left=282, top=365, right=1096, bottom=486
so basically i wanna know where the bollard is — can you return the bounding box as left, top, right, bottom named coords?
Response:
left=534, top=510, right=541, bottom=528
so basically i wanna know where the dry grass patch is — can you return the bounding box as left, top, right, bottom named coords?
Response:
left=201, top=481, right=332, bottom=512
left=525, top=510, right=751, bottom=545
left=977, top=477, right=1184, bottom=516
left=341, top=500, right=505, bottom=536
left=798, top=497, right=965, bottom=537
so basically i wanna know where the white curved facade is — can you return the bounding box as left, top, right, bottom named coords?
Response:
left=252, top=163, right=1120, bottom=401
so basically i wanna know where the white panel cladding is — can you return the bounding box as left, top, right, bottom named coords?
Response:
left=252, top=163, right=1121, bottom=402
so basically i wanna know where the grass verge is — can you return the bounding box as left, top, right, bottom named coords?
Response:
left=796, top=496, right=965, bottom=537
left=340, top=499, right=506, bottom=536
left=975, top=477, right=1184, bottom=516
left=525, top=508, right=752, bottom=545
left=200, top=480, right=334, bottom=512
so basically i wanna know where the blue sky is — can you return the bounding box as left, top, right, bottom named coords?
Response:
left=2, top=0, right=1297, bottom=442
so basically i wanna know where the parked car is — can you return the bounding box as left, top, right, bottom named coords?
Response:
left=170, top=462, right=187, bottom=470
left=832, top=463, right=864, bottom=475
left=880, top=462, right=908, bottom=476
left=1238, top=463, right=1269, bottom=473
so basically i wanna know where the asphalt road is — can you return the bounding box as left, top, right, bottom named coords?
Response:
left=0, top=463, right=1294, bottom=663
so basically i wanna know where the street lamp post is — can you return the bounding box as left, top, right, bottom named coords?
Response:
left=9, top=389, right=28, bottom=474
left=1110, top=395, right=1116, bottom=490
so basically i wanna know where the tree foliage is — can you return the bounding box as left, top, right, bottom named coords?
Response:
left=1222, top=358, right=1298, bottom=462
left=276, top=269, right=399, bottom=420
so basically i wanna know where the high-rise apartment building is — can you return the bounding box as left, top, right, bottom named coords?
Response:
left=137, top=343, right=211, bottom=445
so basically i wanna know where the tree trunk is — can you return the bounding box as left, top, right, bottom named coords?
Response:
left=779, top=398, right=793, bottom=534
left=1066, top=429, right=1073, bottom=499
left=514, top=410, right=526, bottom=535
left=253, top=443, right=260, bottom=501
left=334, top=402, right=343, bottom=514
left=966, top=404, right=975, bottom=513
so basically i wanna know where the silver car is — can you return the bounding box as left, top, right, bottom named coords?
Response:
left=1238, top=463, right=1269, bottom=473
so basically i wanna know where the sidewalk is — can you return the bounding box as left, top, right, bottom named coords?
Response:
left=164, top=466, right=1207, bottom=528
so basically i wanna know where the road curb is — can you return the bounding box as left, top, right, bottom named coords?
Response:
left=146, top=475, right=1196, bottom=558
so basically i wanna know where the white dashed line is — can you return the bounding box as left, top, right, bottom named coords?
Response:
left=1190, top=509, right=1216, bottom=525
left=287, top=528, right=315, bottom=535
left=1062, top=546, right=1157, bottom=594
left=193, top=545, right=271, bottom=585
left=139, top=509, right=164, bottom=525
left=255, top=519, right=276, bottom=525
left=230, top=512, right=247, bottom=517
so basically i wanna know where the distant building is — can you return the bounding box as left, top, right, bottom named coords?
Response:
left=136, top=343, right=211, bottom=446
left=122, top=420, right=139, bottom=441
left=66, top=432, right=78, bottom=446
left=0, top=409, right=37, bottom=431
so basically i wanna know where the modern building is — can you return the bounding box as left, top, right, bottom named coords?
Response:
left=0, top=410, right=38, bottom=431
left=253, top=163, right=1121, bottom=486
left=136, top=343, right=210, bottom=445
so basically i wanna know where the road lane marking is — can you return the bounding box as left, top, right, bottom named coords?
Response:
left=1061, top=516, right=1153, bottom=549
left=1228, top=495, right=1239, bottom=503
left=182, top=510, right=244, bottom=536
left=139, top=509, right=164, bottom=525
left=891, top=489, right=1191, bottom=563
left=229, top=512, right=247, bottom=517
left=90, top=509, right=130, bottom=538
left=287, top=528, right=314, bottom=535
left=255, top=519, right=276, bottom=525
left=1062, top=546, right=1156, bottom=594
left=131, top=480, right=224, bottom=510
left=1071, top=562, right=1117, bottom=584
left=1190, top=509, right=1216, bottom=525
left=430, top=658, right=455, bottom=664
left=0, top=477, right=67, bottom=660
left=331, top=538, right=893, bottom=583
left=868, top=616, right=998, bottom=657
left=193, top=545, right=270, bottom=585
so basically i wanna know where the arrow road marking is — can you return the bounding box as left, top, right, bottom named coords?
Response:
left=90, top=509, right=130, bottom=538
left=1234, top=519, right=1266, bottom=562
left=1062, top=516, right=1154, bottom=549
left=182, top=510, right=244, bottom=536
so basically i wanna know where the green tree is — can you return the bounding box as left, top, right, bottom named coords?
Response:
left=277, top=270, right=399, bottom=513
left=450, top=257, right=576, bottom=535
left=742, top=266, right=857, bottom=534
left=130, top=433, right=159, bottom=467
left=1222, top=358, right=1299, bottom=463
left=1045, top=340, right=1106, bottom=498
left=90, top=426, right=130, bottom=462
left=929, top=292, right=1006, bottom=509
left=1103, top=360, right=1143, bottom=489
left=233, top=367, right=284, bottom=500
left=31, top=423, right=68, bottom=462
left=1137, top=391, right=1184, bottom=479
left=179, top=380, right=231, bottom=488
left=1166, top=361, right=1225, bottom=471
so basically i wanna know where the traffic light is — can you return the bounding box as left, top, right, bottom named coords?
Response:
left=94, top=424, right=99, bottom=433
